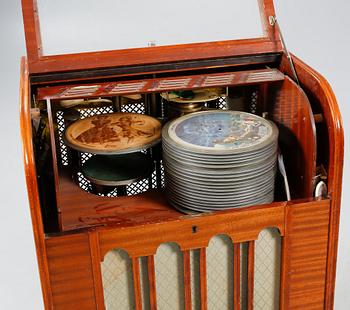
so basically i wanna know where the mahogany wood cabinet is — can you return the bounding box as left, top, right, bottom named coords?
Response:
left=20, top=0, right=343, bottom=309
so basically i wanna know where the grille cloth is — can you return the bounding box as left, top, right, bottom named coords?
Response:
left=102, top=230, right=281, bottom=310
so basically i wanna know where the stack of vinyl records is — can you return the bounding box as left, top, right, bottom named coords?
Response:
left=162, top=110, right=279, bottom=213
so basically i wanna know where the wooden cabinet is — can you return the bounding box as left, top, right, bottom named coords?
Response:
left=20, top=0, right=343, bottom=309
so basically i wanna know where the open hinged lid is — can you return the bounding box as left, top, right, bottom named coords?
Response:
left=22, top=0, right=282, bottom=76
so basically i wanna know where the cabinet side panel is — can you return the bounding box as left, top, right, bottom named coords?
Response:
left=20, top=57, right=53, bottom=308
left=45, top=234, right=97, bottom=309
left=286, top=55, right=344, bottom=309
left=268, top=76, right=317, bottom=199
left=281, top=200, right=330, bottom=309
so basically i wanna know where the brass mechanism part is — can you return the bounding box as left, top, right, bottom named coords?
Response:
left=313, top=164, right=328, bottom=191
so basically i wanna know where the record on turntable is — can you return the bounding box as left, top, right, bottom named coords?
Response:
left=161, top=88, right=225, bottom=119
left=82, top=152, right=154, bottom=187
left=64, top=112, right=162, bottom=154
left=160, top=88, right=225, bottom=103
left=162, top=110, right=279, bottom=213
left=59, top=98, right=113, bottom=109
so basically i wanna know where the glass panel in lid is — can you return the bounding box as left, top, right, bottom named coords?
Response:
left=37, top=0, right=264, bottom=56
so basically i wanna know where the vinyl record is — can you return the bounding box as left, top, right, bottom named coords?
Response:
left=162, top=110, right=278, bottom=213
left=82, top=152, right=153, bottom=187
left=65, top=112, right=161, bottom=154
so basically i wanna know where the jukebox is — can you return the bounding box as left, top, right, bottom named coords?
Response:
left=20, top=0, right=344, bottom=309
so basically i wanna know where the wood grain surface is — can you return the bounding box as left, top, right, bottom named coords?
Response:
left=19, top=57, right=54, bottom=309
left=268, top=75, right=317, bottom=198
left=281, top=55, right=344, bottom=310
left=43, top=199, right=330, bottom=309
left=280, top=199, right=331, bottom=309
left=45, top=234, right=97, bottom=310
left=19, top=2, right=344, bottom=306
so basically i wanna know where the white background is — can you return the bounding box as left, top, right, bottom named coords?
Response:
left=37, top=0, right=263, bottom=53
left=0, top=0, right=349, bottom=309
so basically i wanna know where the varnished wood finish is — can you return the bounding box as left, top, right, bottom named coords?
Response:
left=147, top=256, right=157, bottom=310
left=58, top=170, right=181, bottom=232
left=20, top=1, right=344, bottom=307
left=21, top=0, right=282, bottom=74
left=95, top=200, right=285, bottom=258
left=22, top=64, right=342, bottom=310
left=56, top=168, right=285, bottom=236
left=29, top=39, right=282, bottom=75
left=88, top=232, right=105, bottom=310
left=30, top=53, right=281, bottom=85
left=247, top=241, right=255, bottom=310
left=19, top=57, right=53, bottom=309
left=233, top=244, right=241, bottom=310
left=281, top=55, right=344, bottom=310
left=41, top=199, right=331, bottom=309
left=280, top=199, right=331, bottom=309
left=131, top=258, right=143, bottom=310
left=268, top=75, right=317, bottom=198
left=183, top=251, right=192, bottom=310
left=21, top=0, right=42, bottom=61
left=45, top=234, right=97, bottom=309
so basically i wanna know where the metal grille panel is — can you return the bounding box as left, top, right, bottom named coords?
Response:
left=127, top=178, right=150, bottom=196
left=54, top=101, right=164, bottom=196
left=77, top=172, right=92, bottom=193
left=121, top=102, right=146, bottom=114
left=78, top=105, right=114, bottom=119
left=249, top=90, right=259, bottom=114
left=217, top=96, right=227, bottom=110
left=80, top=152, right=93, bottom=164
left=56, top=111, right=69, bottom=166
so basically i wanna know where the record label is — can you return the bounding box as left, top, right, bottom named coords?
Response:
left=168, top=111, right=275, bottom=153
left=162, top=110, right=279, bottom=213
